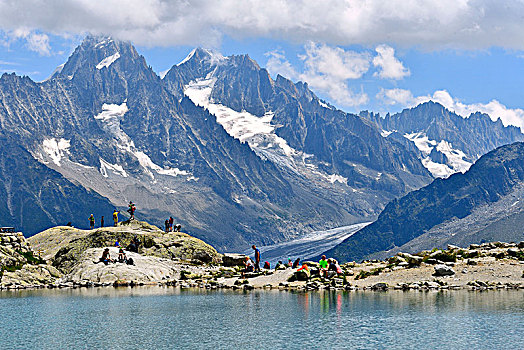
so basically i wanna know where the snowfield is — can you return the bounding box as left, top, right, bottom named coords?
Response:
left=403, top=132, right=472, bottom=178
left=96, top=52, right=121, bottom=70
left=42, top=138, right=70, bottom=166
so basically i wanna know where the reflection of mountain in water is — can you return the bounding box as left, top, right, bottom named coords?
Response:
left=247, top=222, right=371, bottom=264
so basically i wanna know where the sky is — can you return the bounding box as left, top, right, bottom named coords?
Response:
left=1, top=0, right=524, bottom=129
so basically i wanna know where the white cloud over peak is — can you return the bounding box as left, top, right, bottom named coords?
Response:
left=2, top=1, right=524, bottom=50
left=266, top=43, right=369, bottom=107
left=377, top=88, right=524, bottom=131
left=4, top=29, right=51, bottom=56
left=372, top=45, right=410, bottom=79
left=301, top=42, right=370, bottom=80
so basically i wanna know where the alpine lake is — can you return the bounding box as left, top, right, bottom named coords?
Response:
left=0, top=287, right=522, bottom=349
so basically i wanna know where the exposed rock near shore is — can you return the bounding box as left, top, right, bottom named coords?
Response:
left=67, top=247, right=185, bottom=283
left=2, top=221, right=523, bottom=292
left=2, top=220, right=221, bottom=289
left=28, top=220, right=221, bottom=274
left=0, top=230, right=60, bottom=289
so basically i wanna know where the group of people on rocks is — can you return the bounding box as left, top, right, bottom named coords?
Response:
left=98, top=236, right=141, bottom=265
left=164, top=216, right=182, bottom=233
left=87, top=202, right=137, bottom=229
left=241, top=245, right=343, bottom=280
left=318, top=255, right=343, bottom=279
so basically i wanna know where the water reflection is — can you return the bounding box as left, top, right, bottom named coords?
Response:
left=0, top=288, right=522, bottom=349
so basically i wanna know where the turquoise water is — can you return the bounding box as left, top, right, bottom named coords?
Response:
left=0, top=288, right=522, bottom=349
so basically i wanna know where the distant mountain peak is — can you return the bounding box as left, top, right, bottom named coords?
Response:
left=176, top=47, right=227, bottom=67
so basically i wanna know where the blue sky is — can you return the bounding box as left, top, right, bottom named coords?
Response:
left=1, top=1, right=524, bottom=128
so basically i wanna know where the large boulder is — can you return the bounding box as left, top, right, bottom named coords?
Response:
left=433, top=264, right=455, bottom=276
left=65, top=247, right=181, bottom=283
left=371, top=282, right=388, bottom=291
left=289, top=269, right=310, bottom=281
left=29, top=220, right=221, bottom=273
left=222, top=253, right=248, bottom=267
left=1, top=264, right=61, bottom=289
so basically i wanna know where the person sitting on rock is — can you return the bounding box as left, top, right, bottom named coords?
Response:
left=297, top=263, right=308, bottom=272
left=319, top=255, right=329, bottom=278
left=241, top=256, right=254, bottom=277
left=99, top=248, right=114, bottom=265
left=287, top=258, right=293, bottom=268
left=327, top=259, right=342, bottom=278
left=292, top=258, right=301, bottom=269
left=118, top=247, right=127, bottom=263
left=263, top=261, right=270, bottom=269
left=274, top=260, right=284, bottom=270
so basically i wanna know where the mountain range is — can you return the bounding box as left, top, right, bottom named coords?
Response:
left=324, top=141, right=524, bottom=262
left=1, top=35, right=523, bottom=253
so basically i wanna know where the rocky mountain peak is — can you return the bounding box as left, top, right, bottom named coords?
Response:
left=50, top=35, right=155, bottom=86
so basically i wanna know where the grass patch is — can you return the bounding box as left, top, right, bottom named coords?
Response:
left=17, top=250, right=46, bottom=265
left=354, top=267, right=385, bottom=280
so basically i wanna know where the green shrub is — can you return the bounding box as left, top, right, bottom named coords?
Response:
left=17, top=250, right=46, bottom=265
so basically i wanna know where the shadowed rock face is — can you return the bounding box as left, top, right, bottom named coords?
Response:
left=323, top=142, right=524, bottom=262
left=28, top=220, right=222, bottom=274
left=0, top=134, right=116, bottom=234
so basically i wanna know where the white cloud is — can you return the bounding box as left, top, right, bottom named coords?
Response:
left=6, top=29, right=51, bottom=55
left=25, top=32, right=51, bottom=56
left=266, top=43, right=369, bottom=107
left=265, top=50, right=299, bottom=80
left=372, top=45, right=410, bottom=79
left=376, top=88, right=414, bottom=105
left=377, top=88, right=524, bottom=131
left=1, top=1, right=524, bottom=50
left=301, top=42, right=370, bottom=80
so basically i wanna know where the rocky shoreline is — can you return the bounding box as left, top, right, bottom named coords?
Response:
left=1, top=221, right=523, bottom=292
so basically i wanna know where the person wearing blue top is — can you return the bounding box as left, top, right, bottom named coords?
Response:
left=252, top=245, right=261, bottom=272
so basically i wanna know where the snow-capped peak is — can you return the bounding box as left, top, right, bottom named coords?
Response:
left=42, top=63, right=65, bottom=82
left=177, top=48, right=196, bottom=66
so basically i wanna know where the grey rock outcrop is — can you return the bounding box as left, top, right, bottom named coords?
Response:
left=433, top=264, right=455, bottom=276
left=28, top=220, right=221, bottom=274
left=65, top=247, right=181, bottom=283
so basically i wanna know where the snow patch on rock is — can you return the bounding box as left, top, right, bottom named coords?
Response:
left=380, top=130, right=393, bottom=138
left=326, top=174, right=348, bottom=184
left=422, top=158, right=454, bottom=178
left=436, top=140, right=472, bottom=174
left=403, top=132, right=472, bottom=178
left=94, top=102, right=194, bottom=180
left=96, top=52, right=121, bottom=69
left=404, top=132, right=437, bottom=156
left=99, top=158, right=128, bottom=178
left=94, top=37, right=113, bottom=49
left=177, top=48, right=196, bottom=66
left=42, top=138, right=70, bottom=166
left=318, top=100, right=332, bottom=109
left=184, top=75, right=296, bottom=163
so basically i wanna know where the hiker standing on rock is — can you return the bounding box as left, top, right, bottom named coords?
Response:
left=128, top=201, right=136, bottom=220
left=100, top=216, right=104, bottom=228
left=113, top=210, right=119, bottom=227
left=89, top=214, right=95, bottom=229
left=252, top=245, right=261, bottom=272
